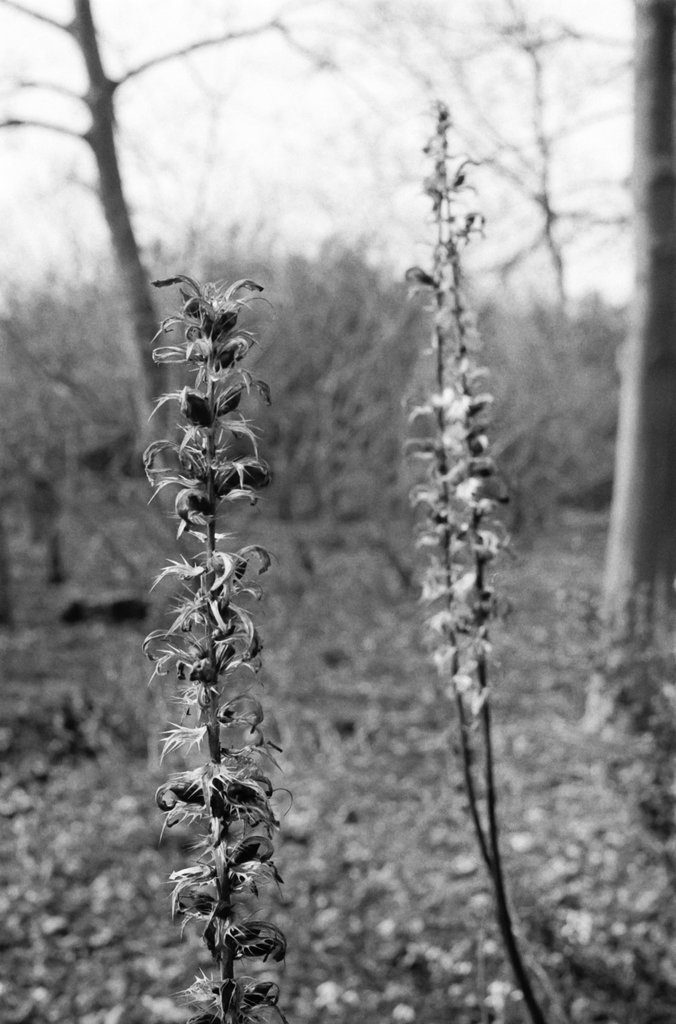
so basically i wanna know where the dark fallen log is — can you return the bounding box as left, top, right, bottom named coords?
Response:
left=61, top=593, right=148, bottom=624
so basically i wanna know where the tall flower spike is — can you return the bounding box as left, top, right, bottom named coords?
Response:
left=144, top=276, right=287, bottom=1024
left=408, top=103, right=551, bottom=1024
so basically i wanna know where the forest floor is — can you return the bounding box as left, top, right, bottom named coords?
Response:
left=2, top=497, right=676, bottom=1024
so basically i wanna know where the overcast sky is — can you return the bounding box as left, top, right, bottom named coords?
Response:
left=1, top=0, right=634, bottom=302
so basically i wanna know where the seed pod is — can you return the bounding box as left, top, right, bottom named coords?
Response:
left=467, top=428, right=488, bottom=456
left=228, top=835, right=275, bottom=866
left=209, top=776, right=229, bottom=820
left=156, top=780, right=205, bottom=811
left=246, top=628, right=263, bottom=660
left=182, top=296, right=204, bottom=324
left=215, top=467, right=238, bottom=498
left=225, top=921, right=286, bottom=962
left=214, top=641, right=235, bottom=667
left=469, top=457, right=496, bottom=478
left=180, top=387, right=213, bottom=427
left=177, top=889, right=215, bottom=917
left=468, top=392, right=493, bottom=417
left=476, top=476, right=509, bottom=505
left=243, top=464, right=271, bottom=490
left=241, top=980, right=281, bottom=1009
left=215, top=386, right=244, bottom=417
left=213, top=337, right=247, bottom=371
left=225, top=775, right=273, bottom=810
left=217, top=695, right=264, bottom=727
left=175, top=488, right=212, bottom=525
left=185, top=332, right=209, bottom=358
left=189, top=657, right=216, bottom=685
left=405, top=265, right=436, bottom=288
left=212, top=305, right=239, bottom=338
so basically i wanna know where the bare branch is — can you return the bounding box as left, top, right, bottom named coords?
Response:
left=0, top=0, right=71, bottom=31
left=272, top=19, right=338, bottom=72
left=112, top=18, right=288, bottom=89
left=489, top=229, right=547, bottom=282
left=560, top=209, right=630, bottom=228
left=0, top=116, right=85, bottom=141
left=548, top=22, right=632, bottom=50
left=557, top=104, right=629, bottom=142
left=5, top=78, right=84, bottom=102
left=528, top=43, right=567, bottom=305
left=449, top=60, right=536, bottom=179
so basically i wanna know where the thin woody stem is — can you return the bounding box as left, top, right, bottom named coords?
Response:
left=204, top=367, right=222, bottom=767
left=424, top=103, right=550, bottom=1024
left=432, top=114, right=493, bottom=876
left=434, top=305, right=493, bottom=874
left=203, top=358, right=236, bottom=989
left=477, top=647, right=547, bottom=1024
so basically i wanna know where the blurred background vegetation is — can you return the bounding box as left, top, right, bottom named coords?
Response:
left=0, top=241, right=624, bottom=569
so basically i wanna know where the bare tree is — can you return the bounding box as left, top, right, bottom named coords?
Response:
left=0, top=0, right=294, bottom=432
left=460, top=1, right=630, bottom=303
left=364, top=0, right=631, bottom=303
left=604, top=0, right=676, bottom=645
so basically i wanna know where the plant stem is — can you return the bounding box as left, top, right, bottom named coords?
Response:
left=204, top=368, right=222, bottom=768
left=477, top=649, right=547, bottom=1024
left=203, top=364, right=236, bottom=989
left=146, top=276, right=285, bottom=1022
left=431, top=122, right=493, bottom=877
left=433, top=310, right=493, bottom=876
left=416, top=102, right=551, bottom=1024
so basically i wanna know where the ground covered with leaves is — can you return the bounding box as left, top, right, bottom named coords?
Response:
left=2, top=504, right=676, bottom=1024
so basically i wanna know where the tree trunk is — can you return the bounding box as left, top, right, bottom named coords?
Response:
left=604, top=0, right=676, bottom=646
left=73, top=0, right=166, bottom=430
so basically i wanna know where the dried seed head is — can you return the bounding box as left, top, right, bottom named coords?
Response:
left=145, top=274, right=284, bottom=1021
left=180, top=387, right=214, bottom=427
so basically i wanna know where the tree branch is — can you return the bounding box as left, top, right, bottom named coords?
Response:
left=112, top=18, right=289, bottom=90
left=6, top=78, right=84, bottom=102
left=0, top=116, right=85, bottom=141
left=0, top=0, right=71, bottom=32
left=560, top=209, right=629, bottom=228
left=549, top=22, right=631, bottom=50
left=489, top=229, right=548, bottom=281
left=529, top=44, right=567, bottom=305
left=272, top=19, right=338, bottom=72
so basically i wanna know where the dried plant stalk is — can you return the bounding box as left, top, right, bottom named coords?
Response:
left=408, top=105, right=550, bottom=1024
left=144, top=275, right=287, bottom=1024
